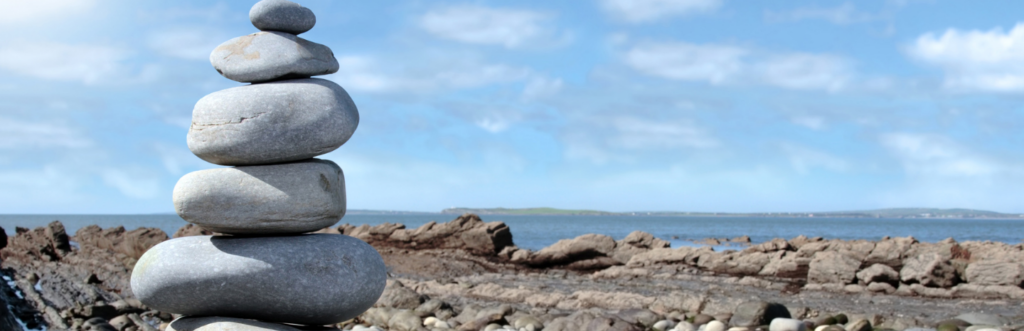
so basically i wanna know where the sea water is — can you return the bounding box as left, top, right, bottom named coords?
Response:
left=1, top=213, right=1022, bottom=251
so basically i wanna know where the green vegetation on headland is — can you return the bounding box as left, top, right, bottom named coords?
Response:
left=439, top=207, right=1024, bottom=219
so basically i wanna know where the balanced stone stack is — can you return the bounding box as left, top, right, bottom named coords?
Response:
left=130, top=1, right=386, bottom=330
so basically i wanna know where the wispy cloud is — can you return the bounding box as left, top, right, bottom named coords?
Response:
left=148, top=26, right=228, bottom=61
left=624, top=41, right=853, bottom=91
left=880, top=133, right=1001, bottom=177
left=600, top=0, right=722, bottom=23
left=418, top=5, right=567, bottom=49
left=0, top=41, right=134, bottom=85
left=765, top=3, right=883, bottom=25
left=0, top=117, right=93, bottom=149
left=0, top=0, right=97, bottom=25
left=780, top=143, right=849, bottom=174
left=101, top=167, right=161, bottom=200
left=907, top=23, right=1024, bottom=92
left=329, top=55, right=533, bottom=94
left=564, top=115, right=719, bottom=164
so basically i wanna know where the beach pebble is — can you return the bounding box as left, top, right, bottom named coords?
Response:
left=173, top=159, right=345, bottom=234
left=131, top=234, right=385, bottom=325
left=166, top=316, right=307, bottom=330
left=249, top=0, right=316, bottom=34
left=210, top=31, right=338, bottom=83
left=706, top=321, right=727, bottom=331
left=674, top=321, right=696, bottom=331
left=844, top=319, right=871, bottom=331
left=513, top=315, right=544, bottom=330
left=654, top=320, right=676, bottom=331
left=387, top=310, right=422, bottom=331
left=187, top=78, right=358, bottom=166
left=731, top=302, right=791, bottom=327
left=956, top=313, right=1010, bottom=327
left=352, top=326, right=384, bottom=331
left=770, top=318, right=808, bottom=331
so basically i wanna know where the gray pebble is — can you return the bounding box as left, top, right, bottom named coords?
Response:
left=187, top=78, right=358, bottom=166
left=131, top=234, right=386, bottom=326
left=210, top=31, right=337, bottom=83
left=173, top=159, right=345, bottom=235
left=250, top=0, right=316, bottom=34
left=167, top=316, right=314, bottom=330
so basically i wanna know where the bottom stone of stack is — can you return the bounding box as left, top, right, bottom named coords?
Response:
left=167, top=316, right=340, bottom=331
left=131, top=234, right=386, bottom=326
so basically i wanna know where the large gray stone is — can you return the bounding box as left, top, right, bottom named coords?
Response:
left=173, top=159, right=345, bottom=234
left=210, top=31, right=338, bottom=83
left=187, top=78, right=358, bottom=165
left=167, top=316, right=324, bottom=331
left=730, top=301, right=791, bottom=327
left=250, top=0, right=316, bottom=35
left=131, top=234, right=386, bottom=325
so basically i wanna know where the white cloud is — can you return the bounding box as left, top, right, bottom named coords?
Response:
left=148, top=26, right=228, bottom=61
left=419, top=5, right=564, bottom=49
left=0, top=0, right=97, bottom=25
left=600, top=0, right=721, bottom=23
left=908, top=23, right=1024, bottom=92
left=880, top=133, right=1000, bottom=177
left=625, top=42, right=746, bottom=84
left=791, top=116, right=826, bottom=130
left=765, top=3, right=881, bottom=25
left=101, top=168, right=161, bottom=199
left=0, top=165, right=88, bottom=206
left=522, top=77, right=564, bottom=101
left=624, top=41, right=853, bottom=91
left=780, top=143, right=849, bottom=174
left=0, top=117, right=92, bottom=149
left=0, top=41, right=133, bottom=85
left=564, top=116, right=718, bottom=164
left=330, top=55, right=532, bottom=94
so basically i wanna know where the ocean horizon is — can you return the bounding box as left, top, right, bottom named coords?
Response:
left=2, top=213, right=1022, bottom=251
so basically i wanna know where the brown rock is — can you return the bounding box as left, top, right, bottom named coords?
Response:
left=900, top=253, right=958, bottom=287
left=807, top=251, right=860, bottom=284
left=864, top=236, right=916, bottom=268
left=856, top=264, right=899, bottom=285
left=528, top=233, right=617, bottom=268
left=346, top=214, right=513, bottom=256
left=172, top=223, right=215, bottom=238
left=964, top=259, right=1024, bottom=286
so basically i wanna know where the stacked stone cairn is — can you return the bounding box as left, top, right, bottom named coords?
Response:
left=130, top=0, right=386, bottom=330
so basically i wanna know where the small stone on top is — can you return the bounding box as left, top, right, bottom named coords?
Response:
left=250, top=0, right=316, bottom=35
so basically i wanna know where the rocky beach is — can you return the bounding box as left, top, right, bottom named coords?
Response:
left=2, top=213, right=1023, bottom=331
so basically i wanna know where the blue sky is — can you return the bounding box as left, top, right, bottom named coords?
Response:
left=4, top=0, right=1024, bottom=214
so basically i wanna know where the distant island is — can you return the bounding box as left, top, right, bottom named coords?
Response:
left=439, top=207, right=1024, bottom=219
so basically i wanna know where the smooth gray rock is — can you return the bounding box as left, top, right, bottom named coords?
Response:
left=173, top=159, right=345, bottom=234
left=187, top=78, right=358, bottom=165
left=955, top=313, right=1010, bottom=327
left=210, top=31, right=338, bottom=83
left=131, top=234, right=386, bottom=325
left=249, top=0, right=316, bottom=35
left=770, top=318, right=807, bottom=331
left=167, top=316, right=323, bottom=331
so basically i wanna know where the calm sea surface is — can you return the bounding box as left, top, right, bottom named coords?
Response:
left=1, top=214, right=1022, bottom=251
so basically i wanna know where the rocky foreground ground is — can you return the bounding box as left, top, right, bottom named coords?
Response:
left=0, top=214, right=1022, bottom=331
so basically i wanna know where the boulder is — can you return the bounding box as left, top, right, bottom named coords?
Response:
left=855, top=264, right=899, bottom=285
left=0, top=221, right=71, bottom=263
left=865, top=236, right=916, bottom=268
left=964, top=260, right=1024, bottom=286
left=131, top=234, right=386, bottom=325
left=187, top=78, right=358, bottom=166
left=528, top=233, right=619, bottom=269
left=377, top=281, right=426, bottom=309
left=808, top=251, right=861, bottom=284
left=900, top=253, right=958, bottom=287
left=343, top=214, right=513, bottom=256
left=173, top=159, right=346, bottom=234
left=729, top=301, right=791, bottom=327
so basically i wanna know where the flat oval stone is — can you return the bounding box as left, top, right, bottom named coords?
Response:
left=211, top=31, right=337, bottom=83
left=250, top=0, right=316, bottom=35
left=131, top=234, right=386, bottom=326
left=187, top=78, right=358, bottom=166
left=168, top=316, right=318, bottom=331
left=173, top=159, right=345, bottom=235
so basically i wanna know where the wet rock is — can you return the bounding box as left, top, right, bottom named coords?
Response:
left=131, top=234, right=385, bottom=325
left=730, top=302, right=791, bottom=327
